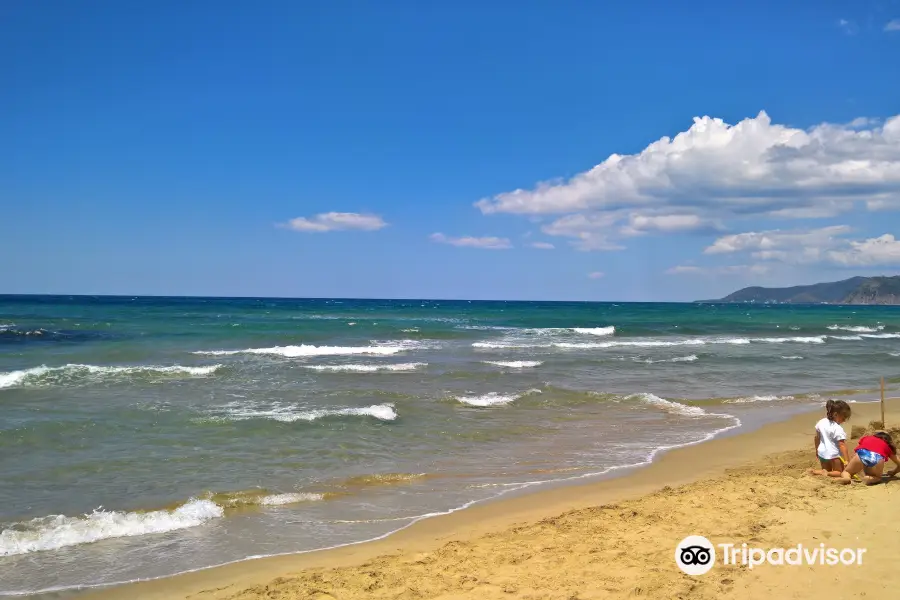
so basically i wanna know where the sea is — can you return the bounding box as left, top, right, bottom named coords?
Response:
left=1, top=295, right=898, bottom=596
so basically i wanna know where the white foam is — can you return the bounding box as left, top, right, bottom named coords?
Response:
left=554, top=339, right=709, bottom=349
left=0, top=366, right=51, bottom=388
left=636, top=355, right=698, bottom=364
left=455, top=393, right=520, bottom=407
left=861, top=333, right=900, bottom=339
left=218, top=402, right=398, bottom=423
left=482, top=360, right=543, bottom=368
left=632, top=393, right=709, bottom=417
left=829, top=335, right=864, bottom=341
left=472, top=341, right=545, bottom=349
left=725, top=395, right=796, bottom=404
left=473, top=336, right=758, bottom=350
left=0, top=364, right=222, bottom=389
left=827, top=324, right=884, bottom=333
left=0, top=499, right=223, bottom=556
left=572, top=326, right=615, bottom=336
left=193, top=344, right=404, bottom=357
left=455, top=389, right=541, bottom=407
left=753, top=336, right=826, bottom=344
left=258, top=493, right=324, bottom=506
left=781, top=355, right=804, bottom=360
left=303, top=363, right=425, bottom=373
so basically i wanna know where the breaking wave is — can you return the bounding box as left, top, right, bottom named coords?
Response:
left=473, top=334, right=842, bottom=350
left=635, top=355, right=698, bottom=364
left=724, top=395, right=796, bottom=404
left=572, top=326, right=615, bottom=336
left=482, top=360, right=543, bottom=368
left=454, top=389, right=542, bottom=407
left=0, top=499, right=223, bottom=557
left=827, top=324, right=884, bottom=333
left=209, top=402, right=398, bottom=423
left=0, top=364, right=222, bottom=389
left=193, top=344, right=406, bottom=357
left=630, top=393, right=710, bottom=417
left=303, top=363, right=426, bottom=373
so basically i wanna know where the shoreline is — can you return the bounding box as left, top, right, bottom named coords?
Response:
left=69, top=397, right=900, bottom=600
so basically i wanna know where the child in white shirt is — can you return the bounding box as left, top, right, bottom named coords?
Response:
left=809, top=400, right=851, bottom=477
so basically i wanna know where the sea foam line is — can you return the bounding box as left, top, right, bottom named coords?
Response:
left=630, top=392, right=711, bottom=417
left=211, top=402, right=398, bottom=423
left=303, top=363, right=425, bottom=373
left=482, top=360, right=543, bottom=368
left=635, top=355, right=698, bottom=364
left=473, top=334, right=838, bottom=350
left=193, top=344, right=405, bottom=357
left=725, top=395, right=796, bottom=404
left=0, top=364, right=222, bottom=389
left=827, top=324, right=884, bottom=333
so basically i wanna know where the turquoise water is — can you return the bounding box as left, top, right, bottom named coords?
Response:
left=1, top=296, right=898, bottom=595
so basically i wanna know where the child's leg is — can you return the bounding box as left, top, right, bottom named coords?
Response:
left=824, top=458, right=844, bottom=477
left=810, top=457, right=843, bottom=476
left=862, top=461, right=886, bottom=486
left=838, top=454, right=864, bottom=485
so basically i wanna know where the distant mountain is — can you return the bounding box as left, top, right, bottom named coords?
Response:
left=708, top=276, right=900, bottom=305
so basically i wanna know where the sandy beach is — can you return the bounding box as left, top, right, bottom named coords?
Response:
left=76, top=398, right=900, bottom=600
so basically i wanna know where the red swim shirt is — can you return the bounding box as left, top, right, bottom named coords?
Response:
left=856, top=435, right=895, bottom=459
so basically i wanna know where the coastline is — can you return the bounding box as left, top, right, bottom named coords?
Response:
left=71, top=397, right=900, bottom=600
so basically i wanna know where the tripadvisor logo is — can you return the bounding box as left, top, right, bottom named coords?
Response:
left=675, top=535, right=715, bottom=576
left=675, top=535, right=867, bottom=575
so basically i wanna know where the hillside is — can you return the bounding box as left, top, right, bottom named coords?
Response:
left=711, top=276, right=900, bottom=304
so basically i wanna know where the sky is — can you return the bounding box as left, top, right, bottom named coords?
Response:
left=2, top=1, right=900, bottom=301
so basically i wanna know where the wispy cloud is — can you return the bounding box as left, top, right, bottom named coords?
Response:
left=885, top=19, right=900, bottom=32
left=838, top=18, right=859, bottom=35
left=429, top=233, right=512, bottom=249
left=280, top=212, right=388, bottom=232
left=587, top=271, right=605, bottom=279
left=666, top=264, right=769, bottom=276
left=529, top=242, right=555, bottom=250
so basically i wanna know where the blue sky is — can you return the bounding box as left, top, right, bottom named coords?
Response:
left=3, top=1, right=900, bottom=301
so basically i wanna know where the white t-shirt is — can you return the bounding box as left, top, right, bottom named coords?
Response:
left=815, top=417, right=847, bottom=459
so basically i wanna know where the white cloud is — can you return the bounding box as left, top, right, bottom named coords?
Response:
left=541, top=213, right=624, bottom=251
left=885, top=19, right=900, bottom=32
left=827, top=234, right=900, bottom=266
left=587, top=271, right=605, bottom=279
left=281, top=212, right=387, bottom=232
left=704, top=226, right=851, bottom=256
left=666, top=264, right=769, bottom=276
left=705, top=226, right=900, bottom=267
left=429, top=233, right=512, bottom=250
left=475, top=112, right=900, bottom=233
left=529, top=242, right=555, bottom=250
left=620, top=213, right=723, bottom=236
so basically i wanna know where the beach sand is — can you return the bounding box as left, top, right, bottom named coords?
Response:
left=83, top=400, right=900, bottom=600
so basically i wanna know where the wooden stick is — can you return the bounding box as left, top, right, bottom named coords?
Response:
left=881, top=377, right=886, bottom=427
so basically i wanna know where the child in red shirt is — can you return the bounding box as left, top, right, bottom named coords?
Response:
left=839, top=432, right=900, bottom=485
